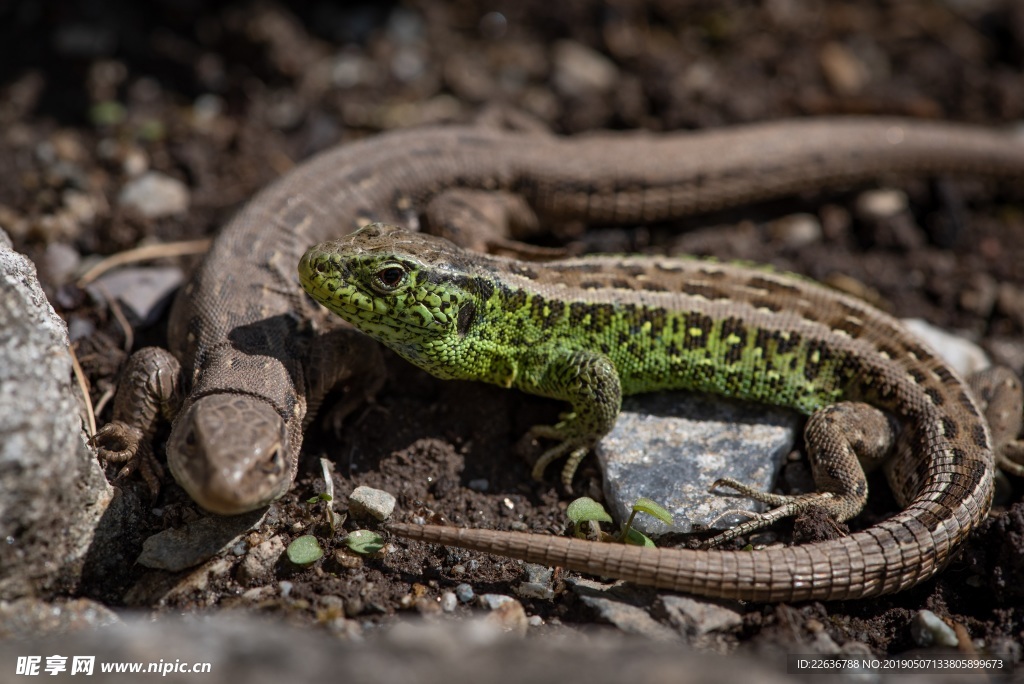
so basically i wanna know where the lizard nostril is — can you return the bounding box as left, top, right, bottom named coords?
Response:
left=314, top=259, right=328, bottom=274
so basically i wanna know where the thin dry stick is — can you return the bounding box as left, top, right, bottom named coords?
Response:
left=89, top=280, right=135, bottom=353
left=69, top=344, right=96, bottom=438
left=77, top=238, right=211, bottom=287
left=93, top=385, right=115, bottom=419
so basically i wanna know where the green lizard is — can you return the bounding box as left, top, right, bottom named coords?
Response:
left=298, top=223, right=1022, bottom=601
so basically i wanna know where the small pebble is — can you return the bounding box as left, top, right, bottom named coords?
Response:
left=479, top=594, right=515, bottom=610
left=117, top=171, right=189, bottom=218
left=516, top=583, right=554, bottom=600
left=769, top=213, right=822, bottom=249
left=484, top=598, right=528, bottom=636
left=910, top=610, right=958, bottom=648
left=455, top=583, right=474, bottom=603
left=440, top=592, right=458, bottom=613
left=855, top=188, right=908, bottom=220
left=819, top=41, right=870, bottom=95
left=552, top=39, right=618, bottom=97
left=348, top=485, right=396, bottom=521
left=278, top=581, right=293, bottom=599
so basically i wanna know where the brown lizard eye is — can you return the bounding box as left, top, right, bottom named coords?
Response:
left=376, top=266, right=406, bottom=289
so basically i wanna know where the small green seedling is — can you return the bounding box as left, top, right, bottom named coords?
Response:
left=566, top=497, right=613, bottom=538
left=619, top=497, right=674, bottom=547
left=306, top=492, right=343, bottom=533
left=566, top=496, right=674, bottom=547
left=344, top=529, right=385, bottom=555
left=287, top=534, right=324, bottom=566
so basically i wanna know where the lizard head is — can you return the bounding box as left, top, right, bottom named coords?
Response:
left=298, top=223, right=489, bottom=378
left=167, top=395, right=293, bottom=515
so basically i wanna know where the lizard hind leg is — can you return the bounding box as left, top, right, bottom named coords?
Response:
left=968, top=366, right=1024, bottom=477
left=704, top=401, right=896, bottom=547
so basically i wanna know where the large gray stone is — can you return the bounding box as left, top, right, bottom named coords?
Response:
left=596, top=391, right=801, bottom=536
left=0, top=230, right=113, bottom=599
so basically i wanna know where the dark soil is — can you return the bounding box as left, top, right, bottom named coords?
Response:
left=4, top=0, right=1024, bottom=665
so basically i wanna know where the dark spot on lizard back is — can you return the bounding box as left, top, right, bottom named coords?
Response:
left=720, top=317, right=748, bottom=365
left=698, top=268, right=727, bottom=279
left=510, top=263, right=538, bottom=279
left=747, top=275, right=799, bottom=294
left=802, top=339, right=832, bottom=382
left=906, top=342, right=935, bottom=363
left=680, top=282, right=729, bottom=300
left=750, top=298, right=785, bottom=313
left=934, top=365, right=956, bottom=384
left=972, top=423, right=989, bottom=449
left=923, top=387, right=945, bottom=406
left=907, top=368, right=927, bottom=384
left=830, top=316, right=865, bottom=339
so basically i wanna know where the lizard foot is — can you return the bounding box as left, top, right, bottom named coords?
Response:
left=91, top=422, right=164, bottom=497
left=702, top=480, right=837, bottom=547
left=702, top=401, right=890, bottom=547
left=998, top=441, right=1024, bottom=477
left=527, top=420, right=593, bottom=492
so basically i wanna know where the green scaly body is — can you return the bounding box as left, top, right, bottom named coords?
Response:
left=297, top=223, right=1017, bottom=602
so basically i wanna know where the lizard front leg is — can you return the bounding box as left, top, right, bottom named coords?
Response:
left=525, top=348, right=622, bottom=490
left=90, top=346, right=183, bottom=496
left=305, top=324, right=387, bottom=435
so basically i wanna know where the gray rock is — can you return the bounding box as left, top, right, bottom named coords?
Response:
left=117, top=171, right=189, bottom=218
left=658, top=595, right=743, bottom=637
left=0, top=612, right=963, bottom=683
left=0, top=233, right=114, bottom=600
left=88, top=266, right=184, bottom=327
left=455, top=583, right=474, bottom=603
left=569, top=578, right=678, bottom=642
left=0, top=598, right=120, bottom=639
left=348, top=485, right=396, bottom=521
left=596, top=392, right=800, bottom=536
left=136, top=510, right=266, bottom=572
left=516, top=564, right=555, bottom=600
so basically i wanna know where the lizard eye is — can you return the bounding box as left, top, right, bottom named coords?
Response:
left=375, top=265, right=407, bottom=290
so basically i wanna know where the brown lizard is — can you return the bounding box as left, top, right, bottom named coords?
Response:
left=94, top=118, right=1024, bottom=522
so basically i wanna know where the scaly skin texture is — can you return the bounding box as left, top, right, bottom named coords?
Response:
left=299, top=224, right=1022, bottom=601
left=94, top=117, right=1024, bottom=515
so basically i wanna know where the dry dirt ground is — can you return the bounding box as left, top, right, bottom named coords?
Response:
left=3, top=0, right=1024, bottom=667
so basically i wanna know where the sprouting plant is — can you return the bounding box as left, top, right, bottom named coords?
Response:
left=566, top=496, right=674, bottom=547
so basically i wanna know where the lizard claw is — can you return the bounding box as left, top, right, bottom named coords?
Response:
left=526, top=422, right=593, bottom=491
left=91, top=421, right=163, bottom=498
